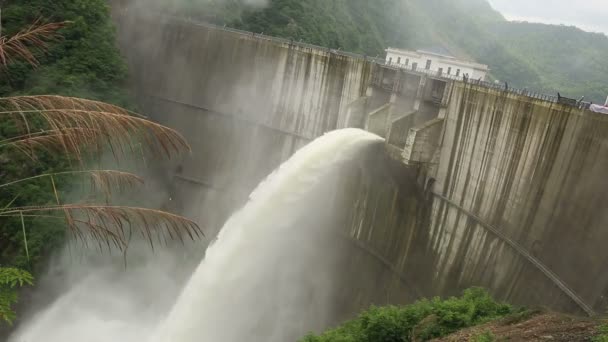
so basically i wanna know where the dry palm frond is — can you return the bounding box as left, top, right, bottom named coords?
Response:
left=0, top=20, right=203, bottom=254
left=0, top=19, right=66, bottom=67
left=87, top=170, right=144, bottom=198
left=0, top=127, right=104, bottom=160
left=0, top=95, right=190, bottom=162
left=0, top=205, right=203, bottom=252
left=0, top=170, right=144, bottom=200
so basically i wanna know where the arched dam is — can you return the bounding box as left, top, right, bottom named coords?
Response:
left=112, top=9, right=608, bottom=318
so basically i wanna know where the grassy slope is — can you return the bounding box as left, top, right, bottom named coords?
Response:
left=435, top=310, right=602, bottom=341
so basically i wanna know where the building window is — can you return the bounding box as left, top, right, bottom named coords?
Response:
left=397, top=57, right=401, bottom=64
left=406, top=58, right=409, bottom=66
left=389, top=57, right=393, bottom=64
left=425, top=59, right=432, bottom=70
left=412, top=62, right=418, bottom=71
left=438, top=68, right=443, bottom=75
left=456, top=69, right=460, bottom=76
left=447, top=67, right=452, bottom=75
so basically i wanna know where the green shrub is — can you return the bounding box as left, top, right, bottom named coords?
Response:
left=0, top=267, right=33, bottom=325
left=301, top=288, right=512, bottom=342
left=592, top=324, right=608, bottom=342
left=473, top=331, right=496, bottom=342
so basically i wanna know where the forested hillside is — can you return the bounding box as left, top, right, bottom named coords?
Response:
left=0, top=0, right=130, bottom=271
left=491, top=22, right=608, bottom=103
left=161, top=0, right=608, bottom=103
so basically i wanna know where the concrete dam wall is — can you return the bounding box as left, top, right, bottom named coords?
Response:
left=429, top=84, right=608, bottom=315
left=113, top=10, right=608, bottom=318
left=115, top=12, right=373, bottom=232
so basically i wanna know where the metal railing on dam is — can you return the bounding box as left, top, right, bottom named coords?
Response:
left=159, top=14, right=593, bottom=110
left=382, top=62, right=593, bottom=109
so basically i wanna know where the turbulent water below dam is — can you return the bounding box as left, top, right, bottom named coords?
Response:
left=9, top=129, right=384, bottom=342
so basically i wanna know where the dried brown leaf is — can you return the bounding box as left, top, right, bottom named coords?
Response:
left=0, top=205, right=203, bottom=252
left=0, top=19, right=66, bottom=67
left=0, top=95, right=191, bottom=162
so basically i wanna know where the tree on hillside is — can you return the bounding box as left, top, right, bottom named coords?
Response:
left=0, top=19, right=202, bottom=325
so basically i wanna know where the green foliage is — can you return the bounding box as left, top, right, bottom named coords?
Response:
left=301, top=288, right=513, bottom=342
left=0, top=0, right=131, bottom=269
left=488, top=22, right=608, bottom=103
left=0, top=267, right=33, bottom=325
left=0, top=0, right=130, bottom=105
left=592, top=324, right=608, bottom=342
left=473, top=330, right=496, bottom=342
left=229, top=0, right=420, bottom=55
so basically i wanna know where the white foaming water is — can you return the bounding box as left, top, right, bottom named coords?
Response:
left=153, top=128, right=382, bottom=342
left=9, top=242, right=200, bottom=342
left=10, top=128, right=382, bottom=342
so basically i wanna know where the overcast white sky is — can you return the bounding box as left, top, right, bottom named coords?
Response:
left=488, top=0, right=608, bottom=35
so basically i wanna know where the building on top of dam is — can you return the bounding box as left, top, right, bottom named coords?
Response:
left=385, top=46, right=489, bottom=81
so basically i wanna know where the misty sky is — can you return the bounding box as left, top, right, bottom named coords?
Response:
left=488, top=0, right=608, bottom=35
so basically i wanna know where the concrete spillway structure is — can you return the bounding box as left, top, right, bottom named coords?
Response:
left=113, top=10, right=608, bottom=317
left=115, top=12, right=373, bottom=232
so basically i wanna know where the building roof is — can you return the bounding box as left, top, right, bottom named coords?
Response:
left=416, top=46, right=455, bottom=59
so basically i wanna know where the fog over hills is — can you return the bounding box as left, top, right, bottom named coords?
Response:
left=146, top=0, right=608, bottom=103
left=489, top=0, right=608, bottom=35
